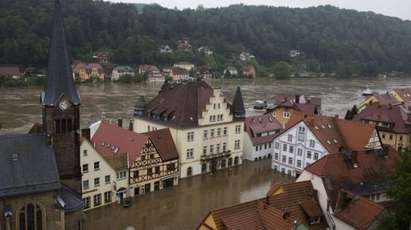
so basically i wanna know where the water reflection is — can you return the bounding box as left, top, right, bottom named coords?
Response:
left=83, top=159, right=292, bottom=230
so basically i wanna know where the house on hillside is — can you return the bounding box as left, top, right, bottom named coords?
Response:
left=133, top=81, right=246, bottom=178
left=223, top=66, right=238, bottom=77
left=177, top=39, right=192, bottom=52
left=171, top=67, right=190, bottom=81
left=159, top=45, right=173, bottom=54
left=239, top=52, right=255, bottom=62
left=93, top=52, right=111, bottom=64
left=138, top=64, right=163, bottom=81
left=174, top=62, right=194, bottom=71
left=0, top=66, right=24, bottom=79
left=272, top=112, right=382, bottom=177
left=198, top=46, right=213, bottom=56
left=243, top=114, right=282, bottom=161
left=241, top=64, right=256, bottom=78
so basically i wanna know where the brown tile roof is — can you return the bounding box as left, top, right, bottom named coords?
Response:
left=305, top=147, right=398, bottom=209
left=285, top=112, right=377, bottom=154
left=143, top=81, right=214, bottom=127
left=139, top=64, right=160, bottom=73
left=92, top=121, right=149, bottom=163
left=272, top=95, right=321, bottom=114
left=334, top=191, right=384, bottom=230
left=0, top=66, right=23, bottom=77
left=204, top=181, right=328, bottom=230
left=391, top=87, right=411, bottom=102
left=172, top=66, right=189, bottom=75
left=354, top=102, right=411, bottom=133
left=144, top=128, right=179, bottom=161
left=245, top=114, right=282, bottom=145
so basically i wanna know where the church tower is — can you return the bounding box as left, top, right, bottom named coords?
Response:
left=42, top=0, right=81, bottom=192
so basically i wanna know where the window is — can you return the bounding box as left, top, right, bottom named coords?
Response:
left=298, top=126, right=305, bottom=133
left=314, top=152, right=319, bottom=160
left=133, top=170, right=139, bottom=178
left=275, top=142, right=279, bottom=149
left=269, top=143, right=272, bottom=148
left=213, top=103, right=216, bottom=109
left=297, top=148, right=303, bottom=156
left=288, top=157, right=293, bottom=165
left=83, top=197, right=91, bottom=209
left=309, top=140, right=315, bottom=148
left=389, top=135, right=393, bottom=140
left=167, top=163, right=175, bottom=171
left=283, top=144, right=287, bottom=151
left=19, top=204, right=43, bottom=230
left=307, top=151, right=312, bottom=159
left=255, top=146, right=259, bottom=151
left=216, top=144, right=221, bottom=153
left=210, top=145, right=214, bottom=154
left=223, top=142, right=227, bottom=152
left=94, top=161, right=100, bottom=171
left=275, top=153, right=279, bottom=160
left=93, top=194, right=102, bottom=206
left=186, top=148, right=194, bottom=159
left=82, top=180, right=89, bottom=190
left=297, top=160, right=302, bottom=168
left=235, top=125, right=241, bottom=134
left=264, top=144, right=267, bottom=149
left=217, top=128, right=221, bottom=136
left=147, top=168, right=153, bottom=176
left=155, top=166, right=160, bottom=174
left=105, top=175, right=110, bottom=184
left=289, top=146, right=294, bottom=153
left=282, top=155, right=286, bottom=163
left=210, top=129, right=215, bottom=138
left=288, top=134, right=293, bottom=142
left=223, top=127, right=228, bottom=136
left=104, top=191, right=112, bottom=203
left=203, top=146, right=207, bottom=155
left=234, top=140, right=241, bottom=150
left=83, top=149, right=88, bottom=156
left=203, top=130, right=208, bottom=139
left=382, top=134, right=386, bottom=139
left=218, top=103, right=221, bottom=109
left=82, top=164, right=89, bottom=173
left=117, top=170, right=127, bottom=180
left=283, top=112, right=290, bottom=118
left=94, top=178, right=100, bottom=187
left=187, top=132, right=194, bottom=142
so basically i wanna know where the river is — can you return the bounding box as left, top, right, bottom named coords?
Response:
left=1, top=76, right=411, bottom=133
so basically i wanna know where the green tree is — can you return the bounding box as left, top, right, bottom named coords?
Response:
left=272, top=61, right=293, bottom=79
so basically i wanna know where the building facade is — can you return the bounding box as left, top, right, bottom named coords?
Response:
left=243, top=113, right=282, bottom=161
left=272, top=113, right=381, bottom=177
left=72, top=62, right=104, bottom=81
left=133, top=81, right=245, bottom=178
left=111, top=66, right=135, bottom=81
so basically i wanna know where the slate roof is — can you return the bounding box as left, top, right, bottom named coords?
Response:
left=202, top=181, right=328, bottom=230
left=232, top=86, right=246, bottom=118
left=354, top=102, right=411, bottom=134
left=334, top=191, right=384, bottom=230
left=144, top=128, right=179, bottom=161
left=43, top=0, right=80, bottom=106
left=0, top=134, right=60, bottom=197
left=57, top=184, right=84, bottom=212
left=244, top=114, right=282, bottom=145
left=284, top=113, right=377, bottom=154
left=142, top=81, right=214, bottom=127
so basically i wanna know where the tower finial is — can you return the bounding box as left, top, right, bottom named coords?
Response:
left=232, top=86, right=245, bottom=119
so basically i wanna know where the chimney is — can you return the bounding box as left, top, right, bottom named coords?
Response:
left=117, top=119, right=123, bottom=128
left=81, top=128, right=91, bottom=141
left=129, top=119, right=134, bottom=131
left=295, top=95, right=300, bottom=104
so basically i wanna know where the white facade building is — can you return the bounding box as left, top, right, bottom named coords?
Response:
left=133, top=81, right=246, bottom=178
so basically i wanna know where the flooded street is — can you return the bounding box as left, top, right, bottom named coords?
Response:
left=83, top=159, right=292, bottom=230
left=1, top=76, right=411, bottom=133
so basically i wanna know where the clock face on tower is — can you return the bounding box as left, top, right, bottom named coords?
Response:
left=59, top=98, right=71, bottom=111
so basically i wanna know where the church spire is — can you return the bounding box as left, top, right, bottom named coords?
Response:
left=232, top=86, right=245, bottom=119
left=43, top=0, right=80, bottom=106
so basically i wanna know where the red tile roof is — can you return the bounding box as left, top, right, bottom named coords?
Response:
left=144, top=128, right=179, bottom=161
left=334, top=191, right=384, bottom=230
left=285, top=113, right=377, bottom=154
left=272, top=95, right=321, bottom=114
left=202, top=181, right=328, bottom=230
left=364, top=93, right=401, bottom=106
left=354, top=102, right=411, bottom=134
left=244, top=114, right=282, bottom=145
left=92, top=121, right=149, bottom=163
left=143, top=81, right=214, bottom=127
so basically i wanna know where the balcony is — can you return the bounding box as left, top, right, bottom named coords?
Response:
left=201, top=150, right=231, bottom=161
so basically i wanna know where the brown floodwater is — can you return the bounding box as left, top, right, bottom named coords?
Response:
left=1, top=77, right=411, bottom=134
left=83, top=159, right=292, bottom=230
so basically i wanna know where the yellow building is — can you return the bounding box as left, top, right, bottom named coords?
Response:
left=358, top=93, right=400, bottom=111
left=388, top=88, right=411, bottom=103
left=133, top=81, right=245, bottom=178
left=72, top=62, right=105, bottom=81
left=354, top=102, right=411, bottom=151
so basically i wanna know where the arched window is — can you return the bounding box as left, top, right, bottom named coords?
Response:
left=18, top=203, right=43, bottom=230
left=187, top=167, right=193, bottom=177
left=234, top=156, right=239, bottom=165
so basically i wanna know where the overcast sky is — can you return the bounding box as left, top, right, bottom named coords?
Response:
left=110, top=0, right=411, bottom=20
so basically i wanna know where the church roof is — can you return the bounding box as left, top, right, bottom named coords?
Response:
left=232, top=86, right=245, bottom=118
left=0, top=134, right=61, bottom=197
left=43, top=0, right=80, bottom=106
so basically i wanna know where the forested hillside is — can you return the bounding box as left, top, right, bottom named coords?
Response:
left=1, top=0, right=411, bottom=75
